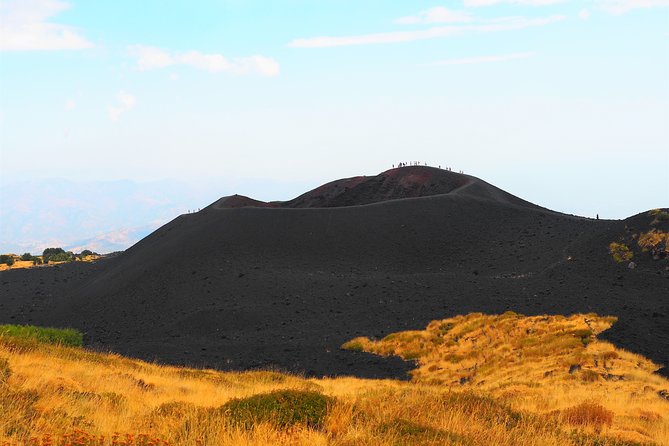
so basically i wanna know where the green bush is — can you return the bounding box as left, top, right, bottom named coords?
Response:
left=0, top=325, right=83, bottom=347
left=42, top=247, right=74, bottom=263
left=221, top=390, right=332, bottom=429
left=0, top=255, right=14, bottom=266
left=20, top=253, right=34, bottom=261
left=49, top=252, right=74, bottom=263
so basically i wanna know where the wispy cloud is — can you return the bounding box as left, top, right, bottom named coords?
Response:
left=0, top=0, right=93, bottom=51
left=64, top=99, right=75, bottom=111
left=464, top=0, right=565, bottom=6
left=108, top=91, right=135, bottom=121
left=593, top=0, right=669, bottom=15
left=578, top=9, right=591, bottom=20
left=427, top=51, right=536, bottom=66
left=129, top=45, right=280, bottom=77
left=395, top=7, right=473, bottom=24
left=289, top=15, right=565, bottom=48
left=463, top=0, right=668, bottom=13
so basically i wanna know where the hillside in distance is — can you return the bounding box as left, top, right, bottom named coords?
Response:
left=0, top=166, right=667, bottom=379
left=211, top=165, right=541, bottom=209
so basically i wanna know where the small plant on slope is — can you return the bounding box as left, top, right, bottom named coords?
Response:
left=609, top=242, right=633, bottom=263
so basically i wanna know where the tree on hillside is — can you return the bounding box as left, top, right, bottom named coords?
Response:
left=42, top=248, right=73, bottom=264
left=20, top=253, right=34, bottom=261
left=0, top=255, right=15, bottom=266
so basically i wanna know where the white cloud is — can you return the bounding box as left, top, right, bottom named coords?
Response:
left=396, top=7, right=473, bottom=24
left=593, top=0, right=669, bottom=14
left=129, top=45, right=280, bottom=77
left=464, top=0, right=565, bottom=6
left=462, top=0, right=668, bottom=12
left=289, top=15, right=565, bottom=48
left=428, top=51, right=536, bottom=66
left=108, top=91, right=135, bottom=121
left=0, top=0, right=93, bottom=51
left=64, top=99, right=75, bottom=111
left=578, top=9, right=591, bottom=19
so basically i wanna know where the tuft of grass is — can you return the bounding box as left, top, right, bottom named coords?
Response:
left=609, top=242, right=633, bottom=263
left=572, top=329, right=593, bottom=346
left=0, top=356, right=10, bottom=383
left=341, top=337, right=367, bottom=352
left=580, top=370, right=600, bottom=383
left=221, top=389, right=332, bottom=430
left=637, top=229, right=669, bottom=254
left=561, top=401, right=614, bottom=429
left=649, top=209, right=669, bottom=225
left=377, top=418, right=473, bottom=446
left=0, top=324, right=83, bottom=347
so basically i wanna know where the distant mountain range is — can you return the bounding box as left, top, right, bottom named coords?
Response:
left=0, top=177, right=319, bottom=255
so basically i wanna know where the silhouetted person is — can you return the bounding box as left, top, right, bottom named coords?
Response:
left=596, top=214, right=599, bottom=220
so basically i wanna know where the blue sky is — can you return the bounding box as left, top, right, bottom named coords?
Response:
left=1, top=0, right=668, bottom=235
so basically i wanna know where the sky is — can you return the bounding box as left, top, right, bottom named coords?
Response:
left=1, top=0, right=668, bottom=251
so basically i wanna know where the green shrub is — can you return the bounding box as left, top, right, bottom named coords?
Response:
left=42, top=247, right=74, bottom=263
left=377, top=418, right=472, bottom=445
left=49, top=252, right=74, bottom=262
left=20, top=253, right=34, bottom=261
left=0, top=325, right=83, bottom=347
left=0, top=254, right=14, bottom=266
left=221, top=390, right=332, bottom=429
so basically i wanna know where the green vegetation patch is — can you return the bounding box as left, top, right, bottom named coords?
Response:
left=377, top=418, right=473, bottom=446
left=0, top=325, right=83, bottom=347
left=341, top=338, right=367, bottom=352
left=608, top=242, right=633, bottom=263
left=42, top=247, right=74, bottom=263
left=222, top=389, right=332, bottom=429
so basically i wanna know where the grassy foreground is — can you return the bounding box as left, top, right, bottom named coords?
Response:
left=0, top=314, right=668, bottom=446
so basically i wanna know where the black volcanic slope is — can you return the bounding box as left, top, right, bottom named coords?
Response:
left=1, top=166, right=667, bottom=378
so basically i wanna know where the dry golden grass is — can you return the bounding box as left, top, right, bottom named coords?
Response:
left=637, top=230, right=669, bottom=255
left=344, top=312, right=669, bottom=445
left=0, top=313, right=667, bottom=445
left=0, top=260, right=36, bottom=271
left=0, top=254, right=101, bottom=271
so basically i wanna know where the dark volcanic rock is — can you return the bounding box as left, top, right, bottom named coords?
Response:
left=1, top=167, right=667, bottom=379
